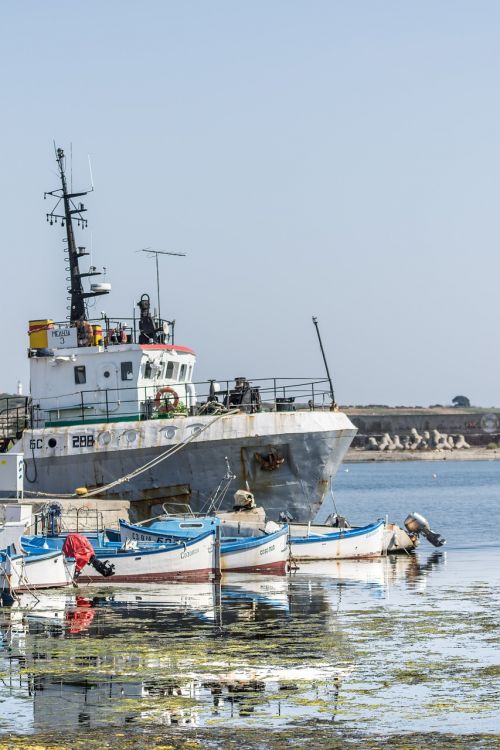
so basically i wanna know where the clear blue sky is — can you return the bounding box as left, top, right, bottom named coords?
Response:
left=1, top=1, right=497, bottom=406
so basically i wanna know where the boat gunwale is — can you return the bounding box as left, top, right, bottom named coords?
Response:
left=20, top=529, right=216, bottom=558
left=220, top=526, right=289, bottom=554
left=290, top=519, right=385, bottom=545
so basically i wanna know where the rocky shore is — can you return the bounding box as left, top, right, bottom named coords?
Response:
left=345, top=447, right=500, bottom=463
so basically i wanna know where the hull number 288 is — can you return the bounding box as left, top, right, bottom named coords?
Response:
left=29, top=434, right=95, bottom=450
left=72, top=435, right=95, bottom=448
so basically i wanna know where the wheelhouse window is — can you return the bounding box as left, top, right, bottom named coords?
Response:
left=121, top=361, right=133, bottom=381
left=144, top=361, right=153, bottom=379
left=165, top=361, right=179, bottom=381
left=179, top=364, right=187, bottom=381
left=74, top=365, right=86, bottom=385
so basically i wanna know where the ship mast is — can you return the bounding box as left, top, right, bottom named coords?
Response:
left=45, top=146, right=109, bottom=323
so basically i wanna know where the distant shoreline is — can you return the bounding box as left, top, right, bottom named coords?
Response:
left=345, top=447, right=500, bottom=463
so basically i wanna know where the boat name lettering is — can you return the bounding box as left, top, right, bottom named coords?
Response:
left=72, top=435, right=95, bottom=448
left=259, top=544, right=275, bottom=555
left=132, top=532, right=166, bottom=542
left=29, top=438, right=43, bottom=450
left=181, top=548, right=199, bottom=559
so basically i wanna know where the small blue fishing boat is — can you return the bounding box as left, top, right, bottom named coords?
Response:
left=119, top=516, right=219, bottom=542
left=0, top=547, right=75, bottom=593
left=21, top=531, right=217, bottom=582
left=118, top=518, right=289, bottom=573
left=289, top=519, right=385, bottom=560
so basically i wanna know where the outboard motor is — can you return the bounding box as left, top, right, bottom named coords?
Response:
left=62, top=533, right=115, bottom=579
left=404, top=513, right=446, bottom=547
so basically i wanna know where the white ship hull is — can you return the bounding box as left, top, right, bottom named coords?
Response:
left=16, top=411, right=356, bottom=522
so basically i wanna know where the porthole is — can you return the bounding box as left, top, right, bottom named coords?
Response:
left=161, top=426, right=177, bottom=440
left=124, top=430, right=138, bottom=443
left=104, top=370, right=111, bottom=379
left=98, top=431, right=112, bottom=446
left=48, top=438, right=57, bottom=448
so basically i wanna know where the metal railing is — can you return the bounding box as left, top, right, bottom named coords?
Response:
left=0, top=397, right=30, bottom=443
left=24, top=376, right=333, bottom=429
left=32, top=507, right=105, bottom=535
left=30, top=314, right=176, bottom=348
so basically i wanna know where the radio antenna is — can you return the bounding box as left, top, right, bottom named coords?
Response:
left=138, top=248, right=186, bottom=321
left=88, top=155, right=94, bottom=192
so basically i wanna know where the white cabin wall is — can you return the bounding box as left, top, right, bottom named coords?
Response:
left=30, top=346, right=144, bottom=420
left=138, top=350, right=197, bottom=408
left=29, top=343, right=197, bottom=424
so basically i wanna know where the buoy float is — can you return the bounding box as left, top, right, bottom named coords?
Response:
left=154, top=386, right=180, bottom=413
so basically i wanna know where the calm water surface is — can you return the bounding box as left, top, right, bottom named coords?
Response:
left=0, top=460, right=499, bottom=747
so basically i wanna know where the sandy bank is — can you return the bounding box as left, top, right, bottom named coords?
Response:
left=345, top=447, right=500, bottom=463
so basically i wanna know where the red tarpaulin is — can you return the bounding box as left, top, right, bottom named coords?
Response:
left=62, top=533, right=96, bottom=573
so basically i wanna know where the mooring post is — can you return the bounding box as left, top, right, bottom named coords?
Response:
left=214, top=524, right=221, bottom=579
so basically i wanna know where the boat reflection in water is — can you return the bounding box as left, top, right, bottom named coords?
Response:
left=0, top=553, right=445, bottom=732
left=292, top=551, right=446, bottom=591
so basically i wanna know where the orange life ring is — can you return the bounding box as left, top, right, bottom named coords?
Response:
left=155, top=386, right=179, bottom=413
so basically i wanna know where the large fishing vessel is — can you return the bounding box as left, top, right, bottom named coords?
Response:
left=6, top=147, right=356, bottom=521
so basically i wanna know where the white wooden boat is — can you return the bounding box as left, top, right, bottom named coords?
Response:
left=118, top=519, right=289, bottom=574
left=220, top=526, right=289, bottom=573
left=0, top=549, right=76, bottom=593
left=289, top=519, right=385, bottom=560
left=77, top=530, right=216, bottom=583
left=291, top=519, right=417, bottom=554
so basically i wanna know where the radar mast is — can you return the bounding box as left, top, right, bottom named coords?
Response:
left=45, top=146, right=109, bottom=323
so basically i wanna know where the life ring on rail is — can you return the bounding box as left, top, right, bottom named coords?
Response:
left=155, top=386, right=180, bottom=413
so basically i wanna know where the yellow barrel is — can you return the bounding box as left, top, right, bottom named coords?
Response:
left=28, top=319, right=54, bottom=349
left=92, top=324, right=103, bottom=346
